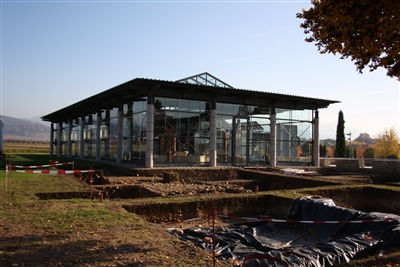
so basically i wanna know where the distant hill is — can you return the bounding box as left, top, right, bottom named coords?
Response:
left=320, top=138, right=336, bottom=147
left=19, top=115, right=49, bottom=126
left=1, top=115, right=50, bottom=141
left=354, top=133, right=376, bottom=145
left=320, top=133, right=375, bottom=147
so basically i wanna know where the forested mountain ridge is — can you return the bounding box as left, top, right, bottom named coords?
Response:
left=1, top=115, right=50, bottom=140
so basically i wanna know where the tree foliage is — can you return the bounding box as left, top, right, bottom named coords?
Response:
left=301, top=141, right=311, bottom=156
left=354, top=142, right=372, bottom=159
left=297, top=0, right=400, bottom=78
left=335, top=110, right=346, bottom=157
left=320, top=143, right=327, bottom=157
left=374, top=127, right=400, bottom=158
left=364, top=147, right=376, bottom=158
left=326, top=146, right=334, bottom=158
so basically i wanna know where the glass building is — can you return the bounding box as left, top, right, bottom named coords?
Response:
left=42, top=73, right=339, bottom=167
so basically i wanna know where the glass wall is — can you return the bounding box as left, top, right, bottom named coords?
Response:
left=54, top=97, right=313, bottom=166
left=56, top=120, right=80, bottom=157
left=249, top=116, right=270, bottom=164
left=152, top=98, right=276, bottom=165
left=85, top=115, right=96, bottom=158
left=57, top=122, right=64, bottom=156
left=108, top=108, right=119, bottom=160
left=276, top=109, right=312, bottom=163
left=153, top=97, right=209, bottom=164
left=121, top=101, right=148, bottom=161
left=71, top=120, right=80, bottom=157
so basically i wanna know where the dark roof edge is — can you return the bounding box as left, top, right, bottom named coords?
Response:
left=42, top=77, right=340, bottom=122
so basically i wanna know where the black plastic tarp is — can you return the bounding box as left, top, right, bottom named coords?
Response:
left=167, top=196, right=400, bottom=267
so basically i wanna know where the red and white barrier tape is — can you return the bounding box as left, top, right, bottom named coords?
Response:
left=11, top=162, right=74, bottom=169
left=164, top=217, right=201, bottom=225
left=218, top=215, right=396, bottom=224
left=11, top=170, right=94, bottom=174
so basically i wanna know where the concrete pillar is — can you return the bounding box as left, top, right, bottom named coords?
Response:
left=57, top=122, right=62, bottom=157
left=50, top=123, right=54, bottom=156
left=231, top=118, right=237, bottom=166
left=80, top=116, right=85, bottom=159
left=146, top=97, right=155, bottom=168
left=104, top=110, right=110, bottom=158
left=117, top=105, right=124, bottom=163
left=67, top=119, right=72, bottom=157
left=96, top=111, right=102, bottom=161
left=312, top=110, right=320, bottom=166
left=269, top=108, right=277, bottom=167
left=127, top=104, right=134, bottom=160
left=87, top=115, right=93, bottom=157
left=209, top=102, right=217, bottom=167
left=246, top=117, right=250, bottom=165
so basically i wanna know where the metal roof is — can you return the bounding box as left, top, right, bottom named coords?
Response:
left=41, top=74, right=339, bottom=123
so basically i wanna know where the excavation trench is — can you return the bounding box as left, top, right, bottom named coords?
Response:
left=35, top=167, right=400, bottom=223
left=32, top=167, right=400, bottom=267
left=122, top=186, right=400, bottom=223
left=123, top=194, right=294, bottom=223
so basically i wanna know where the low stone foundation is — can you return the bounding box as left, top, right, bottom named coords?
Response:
left=320, top=158, right=334, bottom=167
left=371, top=159, right=400, bottom=174
left=320, top=157, right=400, bottom=174
left=336, top=158, right=364, bottom=171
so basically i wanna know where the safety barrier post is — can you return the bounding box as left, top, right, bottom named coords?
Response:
left=90, top=166, right=93, bottom=200
left=5, top=163, right=11, bottom=205
left=49, top=159, right=58, bottom=170
left=8, top=163, right=11, bottom=204
left=208, top=203, right=211, bottom=225
left=211, top=201, right=216, bottom=267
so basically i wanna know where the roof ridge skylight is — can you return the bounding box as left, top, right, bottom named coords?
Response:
left=176, top=72, right=234, bottom=89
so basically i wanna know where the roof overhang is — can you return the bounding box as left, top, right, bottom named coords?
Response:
left=41, top=78, right=339, bottom=122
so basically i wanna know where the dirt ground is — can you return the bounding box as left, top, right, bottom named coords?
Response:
left=1, top=167, right=399, bottom=267
left=0, top=198, right=231, bottom=267
left=0, top=223, right=226, bottom=267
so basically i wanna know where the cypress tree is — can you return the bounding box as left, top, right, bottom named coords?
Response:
left=336, top=110, right=346, bottom=157
left=319, top=143, right=327, bottom=157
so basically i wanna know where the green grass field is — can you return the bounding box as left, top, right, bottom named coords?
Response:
left=0, top=156, right=145, bottom=235
left=3, top=140, right=49, bottom=154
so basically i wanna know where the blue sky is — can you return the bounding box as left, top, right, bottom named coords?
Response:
left=1, top=0, right=399, bottom=139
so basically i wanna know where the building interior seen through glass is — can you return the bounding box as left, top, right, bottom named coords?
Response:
left=56, top=97, right=313, bottom=165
